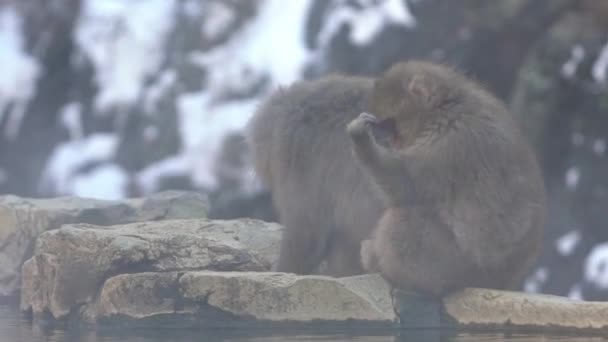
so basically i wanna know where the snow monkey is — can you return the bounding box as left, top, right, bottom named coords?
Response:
left=248, top=60, right=545, bottom=295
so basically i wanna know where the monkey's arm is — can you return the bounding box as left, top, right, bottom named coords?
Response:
left=346, top=113, right=387, bottom=165
left=347, top=113, right=413, bottom=203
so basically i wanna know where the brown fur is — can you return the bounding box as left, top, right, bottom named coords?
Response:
left=247, top=75, right=382, bottom=276
left=349, top=61, right=546, bottom=295
left=247, top=60, right=545, bottom=295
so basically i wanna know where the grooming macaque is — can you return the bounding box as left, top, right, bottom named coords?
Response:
left=350, top=61, right=546, bottom=295
left=248, top=60, right=545, bottom=295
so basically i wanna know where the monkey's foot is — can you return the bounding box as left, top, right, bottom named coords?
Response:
left=347, top=112, right=379, bottom=137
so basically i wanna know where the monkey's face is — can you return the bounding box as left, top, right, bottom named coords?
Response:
left=368, top=61, right=464, bottom=151
left=370, top=117, right=400, bottom=149
left=368, top=74, right=432, bottom=150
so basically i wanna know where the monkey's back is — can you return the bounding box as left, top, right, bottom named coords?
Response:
left=247, top=75, right=384, bottom=274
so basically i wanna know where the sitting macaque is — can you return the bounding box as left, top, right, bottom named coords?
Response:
left=247, top=75, right=381, bottom=276
left=248, top=60, right=546, bottom=295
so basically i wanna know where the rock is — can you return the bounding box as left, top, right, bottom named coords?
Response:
left=20, top=218, right=282, bottom=320
left=391, top=287, right=608, bottom=333
left=0, top=191, right=209, bottom=299
left=443, top=288, right=608, bottom=332
left=179, top=272, right=395, bottom=325
left=90, top=272, right=395, bottom=327
left=20, top=222, right=608, bottom=334
left=128, top=190, right=210, bottom=221
left=94, top=272, right=183, bottom=324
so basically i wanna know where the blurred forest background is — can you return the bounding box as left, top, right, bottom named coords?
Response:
left=0, top=0, right=607, bottom=301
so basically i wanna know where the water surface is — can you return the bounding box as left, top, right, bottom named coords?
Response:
left=1, top=305, right=604, bottom=342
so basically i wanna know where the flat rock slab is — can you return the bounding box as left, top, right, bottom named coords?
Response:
left=20, top=218, right=282, bottom=320
left=394, top=287, right=608, bottom=334
left=0, top=191, right=209, bottom=299
left=91, top=272, right=396, bottom=327
left=443, top=288, right=608, bottom=333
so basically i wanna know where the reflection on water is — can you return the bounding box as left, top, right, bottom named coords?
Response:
left=1, top=305, right=605, bottom=342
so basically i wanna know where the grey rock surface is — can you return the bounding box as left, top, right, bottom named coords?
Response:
left=0, top=191, right=209, bottom=299
left=17, top=208, right=608, bottom=334
left=393, top=287, right=608, bottom=333
left=88, top=272, right=396, bottom=327
left=94, top=272, right=183, bottom=323
left=179, top=272, right=395, bottom=324
left=443, top=288, right=608, bottom=332
left=20, top=217, right=281, bottom=319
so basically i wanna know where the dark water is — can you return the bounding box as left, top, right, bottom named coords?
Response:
left=1, top=305, right=605, bottom=342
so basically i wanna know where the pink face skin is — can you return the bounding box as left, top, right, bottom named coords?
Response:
left=376, top=117, right=402, bottom=149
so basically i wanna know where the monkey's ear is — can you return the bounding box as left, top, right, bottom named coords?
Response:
left=405, top=75, right=432, bottom=102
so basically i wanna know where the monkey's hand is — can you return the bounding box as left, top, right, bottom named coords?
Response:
left=347, top=112, right=378, bottom=138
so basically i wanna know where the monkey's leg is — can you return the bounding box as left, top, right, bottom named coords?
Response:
left=372, top=209, right=476, bottom=296
left=276, top=213, right=331, bottom=274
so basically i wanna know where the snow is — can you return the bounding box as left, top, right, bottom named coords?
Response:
left=381, top=0, right=417, bottom=25
left=170, top=0, right=314, bottom=192
left=565, top=167, right=580, bottom=190
left=561, top=45, right=585, bottom=79
left=194, top=0, right=314, bottom=94
left=175, top=92, right=258, bottom=190
left=571, top=132, right=584, bottom=146
left=524, top=267, right=548, bottom=293
left=592, top=40, right=608, bottom=84
left=43, top=0, right=320, bottom=198
left=239, top=167, right=264, bottom=197
left=569, top=132, right=607, bottom=159
left=567, top=284, right=583, bottom=301
left=168, top=0, right=417, bottom=193
left=317, top=0, right=416, bottom=48
left=135, top=154, right=191, bottom=194
left=555, top=230, right=581, bottom=257
left=143, top=69, right=177, bottom=114
left=60, top=102, right=84, bottom=140
left=585, top=243, right=608, bottom=290
left=201, top=1, right=235, bottom=41
left=40, top=0, right=418, bottom=199
left=40, top=133, right=120, bottom=195
left=138, top=92, right=260, bottom=193
left=0, top=6, right=41, bottom=140
left=593, top=138, right=606, bottom=156
left=71, top=164, right=128, bottom=200
left=75, top=0, right=177, bottom=113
